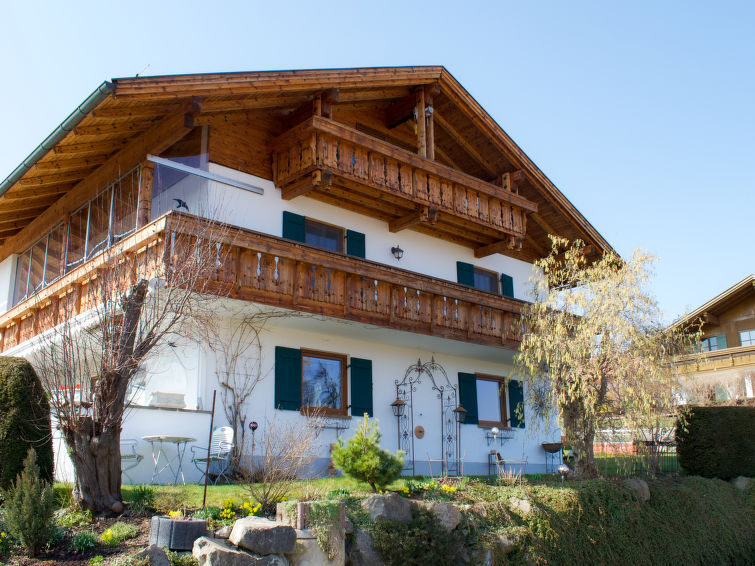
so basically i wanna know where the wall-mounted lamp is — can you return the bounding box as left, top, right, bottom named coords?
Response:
left=453, top=405, right=467, bottom=424
left=391, top=245, right=404, bottom=261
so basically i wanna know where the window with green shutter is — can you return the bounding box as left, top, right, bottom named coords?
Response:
left=501, top=273, right=514, bottom=298
left=458, top=372, right=478, bottom=424
left=282, top=211, right=305, bottom=243
left=507, top=379, right=525, bottom=428
left=274, top=346, right=302, bottom=411
left=346, top=230, right=366, bottom=258
left=457, top=262, right=475, bottom=287
left=350, top=358, right=373, bottom=417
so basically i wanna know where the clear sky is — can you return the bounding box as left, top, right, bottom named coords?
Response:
left=1, top=1, right=752, bottom=322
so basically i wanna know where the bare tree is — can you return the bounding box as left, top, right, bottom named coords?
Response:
left=30, top=212, right=231, bottom=514
left=244, top=410, right=326, bottom=514
left=208, top=307, right=302, bottom=470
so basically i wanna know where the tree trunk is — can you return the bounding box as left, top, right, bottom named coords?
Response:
left=66, top=422, right=124, bottom=515
left=561, top=399, right=599, bottom=478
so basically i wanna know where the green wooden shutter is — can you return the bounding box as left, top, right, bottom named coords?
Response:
left=350, top=358, right=373, bottom=417
left=457, top=262, right=475, bottom=287
left=346, top=230, right=366, bottom=259
left=458, top=372, right=478, bottom=425
left=501, top=273, right=514, bottom=298
left=274, top=346, right=302, bottom=411
left=282, top=211, right=306, bottom=243
left=716, top=334, right=728, bottom=350
left=508, top=379, right=525, bottom=428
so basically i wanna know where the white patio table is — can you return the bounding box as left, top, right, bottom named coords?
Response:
left=141, top=435, right=196, bottom=485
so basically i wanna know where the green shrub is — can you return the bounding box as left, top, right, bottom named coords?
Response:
left=71, top=531, right=98, bottom=553
left=100, top=522, right=138, bottom=547
left=165, top=548, right=199, bottom=566
left=0, top=357, right=53, bottom=489
left=1, top=449, right=56, bottom=556
left=89, top=555, right=104, bottom=565
left=371, top=506, right=464, bottom=566
left=331, top=415, right=404, bottom=492
left=127, top=485, right=156, bottom=514
left=676, top=405, right=755, bottom=478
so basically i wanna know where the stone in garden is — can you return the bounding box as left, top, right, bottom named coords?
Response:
left=457, top=548, right=493, bottom=566
left=137, top=544, right=171, bottom=566
left=342, top=517, right=354, bottom=534
left=496, top=533, right=517, bottom=554
left=230, top=516, right=297, bottom=555
left=360, top=492, right=412, bottom=523
left=411, top=501, right=461, bottom=532
left=193, top=536, right=288, bottom=566
left=623, top=478, right=650, bottom=502
left=731, top=476, right=751, bottom=491
left=287, top=528, right=344, bottom=566
left=150, top=516, right=209, bottom=550
left=347, top=530, right=385, bottom=566
left=215, top=525, right=233, bottom=539
left=508, top=496, right=532, bottom=515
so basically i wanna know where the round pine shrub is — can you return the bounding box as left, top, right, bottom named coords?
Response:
left=0, top=357, right=53, bottom=489
left=331, top=414, right=404, bottom=492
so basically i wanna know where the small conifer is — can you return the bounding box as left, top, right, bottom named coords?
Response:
left=331, top=414, right=404, bottom=492
left=2, top=449, right=55, bottom=557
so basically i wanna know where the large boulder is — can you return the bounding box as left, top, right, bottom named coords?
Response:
left=193, top=536, right=288, bottom=566
left=137, top=545, right=171, bottom=566
left=623, top=478, right=650, bottom=502
left=508, top=497, right=532, bottom=515
left=411, top=501, right=461, bottom=532
left=287, top=528, right=344, bottom=566
left=360, top=493, right=412, bottom=523
left=230, top=517, right=297, bottom=555
left=347, top=530, right=385, bottom=566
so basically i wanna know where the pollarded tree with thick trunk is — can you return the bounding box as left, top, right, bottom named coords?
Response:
left=516, top=237, right=692, bottom=478
left=31, top=214, right=229, bottom=514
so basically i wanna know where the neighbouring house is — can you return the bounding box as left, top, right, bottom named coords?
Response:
left=673, top=274, right=755, bottom=403
left=0, top=67, right=614, bottom=483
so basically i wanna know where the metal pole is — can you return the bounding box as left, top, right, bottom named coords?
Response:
left=202, top=390, right=216, bottom=509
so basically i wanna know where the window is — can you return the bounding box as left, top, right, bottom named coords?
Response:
left=301, top=350, right=347, bottom=414
left=458, top=372, right=525, bottom=428
left=282, top=212, right=366, bottom=258
left=456, top=261, right=514, bottom=297
left=476, top=375, right=507, bottom=427
left=305, top=219, right=343, bottom=253
left=739, top=330, right=755, bottom=346
left=701, top=335, right=727, bottom=352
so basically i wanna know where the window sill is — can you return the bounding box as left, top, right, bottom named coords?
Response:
left=301, top=407, right=350, bottom=419
left=478, top=421, right=512, bottom=430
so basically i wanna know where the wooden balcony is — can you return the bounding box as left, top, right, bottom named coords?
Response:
left=271, top=117, right=538, bottom=255
left=0, top=212, right=525, bottom=352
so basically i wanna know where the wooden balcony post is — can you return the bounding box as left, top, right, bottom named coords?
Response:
left=416, top=88, right=427, bottom=158
left=137, top=161, right=155, bottom=228
left=425, top=91, right=435, bottom=161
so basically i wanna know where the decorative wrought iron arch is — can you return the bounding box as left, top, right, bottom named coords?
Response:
left=394, top=357, right=461, bottom=475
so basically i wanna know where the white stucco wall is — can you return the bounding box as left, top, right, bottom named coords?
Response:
left=0, top=254, right=16, bottom=314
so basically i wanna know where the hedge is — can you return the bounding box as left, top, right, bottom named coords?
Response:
left=0, top=357, right=53, bottom=489
left=675, top=405, right=755, bottom=479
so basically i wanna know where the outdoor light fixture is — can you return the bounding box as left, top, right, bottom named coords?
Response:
left=391, top=245, right=404, bottom=261
left=391, top=396, right=406, bottom=418
left=558, top=464, right=570, bottom=481
left=453, top=404, right=467, bottom=424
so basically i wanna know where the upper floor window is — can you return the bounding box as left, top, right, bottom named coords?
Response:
left=701, top=334, right=727, bottom=352
left=739, top=329, right=755, bottom=346
left=456, top=261, right=514, bottom=297
left=282, top=211, right=365, bottom=258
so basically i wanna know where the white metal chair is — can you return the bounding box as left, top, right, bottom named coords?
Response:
left=191, top=426, right=234, bottom=484
left=120, top=439, right=144, bottom=484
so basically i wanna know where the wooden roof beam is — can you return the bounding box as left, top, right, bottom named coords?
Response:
left=389, top=206, right=438, bottom=233
left=702, top=311, right=720, bottom=326
left=281, top=169, right=332, bottom=200
left=434, top=112, right=498, bottom=178
left=530, top=212, right=559, bottom=238
left=385, top=93, right=417, bottom=130
left=474, top=235, right=523, bottom=258
left=0, top=99, right=201, bottom=260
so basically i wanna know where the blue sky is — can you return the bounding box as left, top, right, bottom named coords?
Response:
left=1, top=1, right=752, bottom=321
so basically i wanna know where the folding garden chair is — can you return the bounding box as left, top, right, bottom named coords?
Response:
left=191, top=426, right=234, bottom=484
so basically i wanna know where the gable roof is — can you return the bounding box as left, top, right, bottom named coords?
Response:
left=672, top=274, right=755, bottom=330
left=0, top=66, right=613, bottom=261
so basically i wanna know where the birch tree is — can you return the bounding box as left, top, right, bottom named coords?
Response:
left=516, top=237, right=692, bottom=477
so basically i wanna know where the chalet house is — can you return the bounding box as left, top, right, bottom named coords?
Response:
left=0, top=67, right=613, bottom=483
left=674, top=275, right=755, bottom=403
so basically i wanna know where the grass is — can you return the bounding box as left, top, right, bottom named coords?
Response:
left=594, top=453, right=679, bottom=476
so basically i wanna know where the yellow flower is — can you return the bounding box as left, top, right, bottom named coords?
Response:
left=168, top=510, right=182, bottom=519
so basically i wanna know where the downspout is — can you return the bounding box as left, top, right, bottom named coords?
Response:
left=0, top=81, right=116, bottom=198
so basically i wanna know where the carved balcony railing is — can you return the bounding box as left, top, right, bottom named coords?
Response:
left=0, top=212, right=525, bottom=352
left=271, top=117, right=538, bottom=249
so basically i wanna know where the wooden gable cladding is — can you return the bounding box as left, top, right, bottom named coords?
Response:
left=271, top=116, right=538, bottom=257
left=0, top=211, right=524, bottom=352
